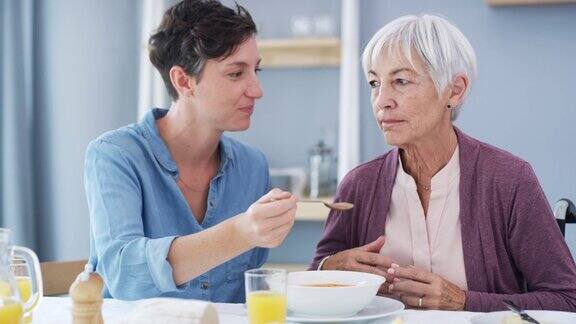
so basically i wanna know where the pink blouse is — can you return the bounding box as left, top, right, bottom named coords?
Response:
left=380, top=146, right=468, bottom=290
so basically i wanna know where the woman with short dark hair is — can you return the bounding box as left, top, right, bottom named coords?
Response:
left=85, top=0, right=297, bottom=302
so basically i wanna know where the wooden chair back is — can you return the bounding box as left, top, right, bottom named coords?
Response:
left=40, top=259, right=88, bottom=296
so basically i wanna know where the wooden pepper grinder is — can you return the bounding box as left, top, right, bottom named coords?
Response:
left=69, top=264, right=104, bottom=324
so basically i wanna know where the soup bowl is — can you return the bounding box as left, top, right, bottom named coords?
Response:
left=287, top=270, right=385, bottom=318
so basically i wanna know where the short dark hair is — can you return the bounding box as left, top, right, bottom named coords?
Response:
left=148, top=0, right=257, bottom=100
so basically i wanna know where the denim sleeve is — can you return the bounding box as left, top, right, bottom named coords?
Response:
left=85, top=140, right=186, bottom=300
left=263, top=154, right=271, bottom=192
left=249, top=247, right=269, bottom=269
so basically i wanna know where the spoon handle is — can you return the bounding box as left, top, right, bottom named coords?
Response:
left=299, top=199, right=326, bottom=203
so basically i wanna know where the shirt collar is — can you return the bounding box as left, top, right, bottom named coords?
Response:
left=219, top=135, right=236, bottom=170
left=141, top=108, right=235, bottom=174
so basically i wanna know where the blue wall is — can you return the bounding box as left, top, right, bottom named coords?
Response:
left=35, top=0, right=141, bottom=260
left=224, top=0, right=341, bottom=168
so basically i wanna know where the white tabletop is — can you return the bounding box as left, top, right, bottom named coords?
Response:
left=33, top=297, right=576, bottom=324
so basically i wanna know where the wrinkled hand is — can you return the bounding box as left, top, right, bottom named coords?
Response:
left=321, top=236, right=394, bottom=294
left=235, top=188, right=297, bottom=248
left=387, top=264, right=466, bottom=310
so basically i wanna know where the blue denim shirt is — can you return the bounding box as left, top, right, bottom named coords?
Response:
left=85, top=108, right=269, bottom=302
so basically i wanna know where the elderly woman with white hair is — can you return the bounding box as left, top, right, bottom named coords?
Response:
left=310, top=14, right=576, bottom=312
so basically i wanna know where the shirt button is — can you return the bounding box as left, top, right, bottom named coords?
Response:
left=201, top=282, right=210, bottom=290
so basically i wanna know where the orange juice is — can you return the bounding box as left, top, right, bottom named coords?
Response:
left=15, top=277, right=31, bottom=323
left=246, top=291, right=286, bottom=324
left=15, top=277, right=31, bottom=304
left=0, top=298, right=23, bottom=324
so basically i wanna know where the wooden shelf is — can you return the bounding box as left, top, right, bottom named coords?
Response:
left=486, top=0, right=576, bottom=5
left=295, top=197, right=331, bottom=222
left=263, top=263, right=308, bottom=272
left=257, top=37, right=340, bottom=68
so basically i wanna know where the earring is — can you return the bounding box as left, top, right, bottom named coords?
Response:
left=446, top=104, right=452, bottom=109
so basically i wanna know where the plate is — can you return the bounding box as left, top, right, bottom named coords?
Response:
left=286, top=296, right=404, bottom=323
left=471, top=310, right=576, bottom=324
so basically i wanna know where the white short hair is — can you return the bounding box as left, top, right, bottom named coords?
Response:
left=362, top=14, right=477, bottom=120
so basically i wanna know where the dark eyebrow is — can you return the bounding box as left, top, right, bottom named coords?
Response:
left=226, top=58, right=262, bottom=67
left=226, top=61, right=247, bottom=68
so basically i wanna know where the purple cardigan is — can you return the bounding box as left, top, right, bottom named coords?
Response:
left=310, top=128, right=576, bottom=312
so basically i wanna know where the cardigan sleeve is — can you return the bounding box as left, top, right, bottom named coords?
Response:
left=465, top=162, right=576, bottom=311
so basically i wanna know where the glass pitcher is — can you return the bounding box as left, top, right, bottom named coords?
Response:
left=0, top=228, right=42, bottom=324
left=307, top=140, right=337, bottom=199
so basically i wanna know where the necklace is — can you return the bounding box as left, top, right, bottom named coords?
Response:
left=176, top=152, right=219, bottom=193
left=178, top=177, right=210, bottom=193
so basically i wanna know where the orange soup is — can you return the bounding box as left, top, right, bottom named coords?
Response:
left=302, top=283, right=353, bottom=288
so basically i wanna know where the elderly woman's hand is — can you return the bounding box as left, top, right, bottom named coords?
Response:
left=321, top=236, right=394, bottom=294
left=387, top=264, right=466, bottom=310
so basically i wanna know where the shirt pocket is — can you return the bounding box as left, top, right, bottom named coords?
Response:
left=225, top=250, right=253, bottom=283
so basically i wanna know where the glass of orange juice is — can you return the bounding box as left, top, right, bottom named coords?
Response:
left=10, top=258, right=33, bottom=324
left=245, top=269, right=287, bottom=324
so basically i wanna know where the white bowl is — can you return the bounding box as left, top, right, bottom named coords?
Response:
left=287, top=270, right=385, bottom=318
